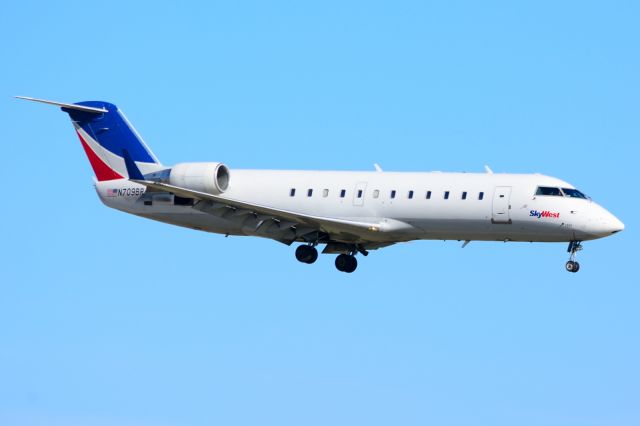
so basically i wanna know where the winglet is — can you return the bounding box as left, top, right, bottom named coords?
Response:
left=15, top=96, right=108, bottom=114
left=122, top=149, right=145, bottom=180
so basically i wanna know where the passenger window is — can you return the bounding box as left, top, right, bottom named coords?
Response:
left=478, top=191, right=484, bottom=200
left=408, top=190, right=414, bottom=199
left=323, top=189, right=329, bottom=197
left=290, top=188, right=296, bottom=197
left=390, top=190, right=396, bottom=199
left=357, top=189, right=363, bottom=198
left=444, top=191, right=450, bottom=200
left=461, top=191, right=467, bottom=200
left=426, top=191, right=431, bottom=199
left=340, top=189, right=346, bottom=198
left=307, top=189, right=313, bottom=197
left=373, top=189, right=380, bottom=199
left=535, top=186, right=562, bottom=196
left=562, top=188, right=588, bottom=199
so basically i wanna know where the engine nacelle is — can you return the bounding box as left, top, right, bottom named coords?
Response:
left=169, top=162, right=230, bottom=195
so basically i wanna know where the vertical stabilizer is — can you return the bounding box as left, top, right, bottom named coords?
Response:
left=17, top=96, right=164, bottom=181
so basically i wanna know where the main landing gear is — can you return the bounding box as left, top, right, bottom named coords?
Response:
left=335, top=254, right=357, bottom=273
left=335, top=245, right=369, bottom=273
left=295, top=244, right=318, bottom=264
left=565, top=241, right=582, bottom=273
left=294, top=244, right=365, bottom=273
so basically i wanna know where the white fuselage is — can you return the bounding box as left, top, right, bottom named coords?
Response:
left=17, top=95, right=624, bottom=272
left=95, top=170, right=623, bottom=245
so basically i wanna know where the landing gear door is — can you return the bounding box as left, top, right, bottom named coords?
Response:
left=492, top=186, right=512, bottom=224
left=353, top=182, right=367, bottom=206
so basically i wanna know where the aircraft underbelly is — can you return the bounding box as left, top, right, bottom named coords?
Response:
left=135, top=209, right=573, bottom=244
left=410, top=217, right=573, bottom=242
left=137, top=212, right=246, bottom=235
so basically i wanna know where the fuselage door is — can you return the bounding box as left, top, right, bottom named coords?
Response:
left=492, top=186, right=512, bottom=224
left=353, top=182, right=367, bottom=206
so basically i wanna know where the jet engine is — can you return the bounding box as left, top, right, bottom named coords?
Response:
left=169, top=162, right=230, bottom=195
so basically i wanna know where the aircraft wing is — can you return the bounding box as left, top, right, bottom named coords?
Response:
left=132, top=180, right=413, bottom=245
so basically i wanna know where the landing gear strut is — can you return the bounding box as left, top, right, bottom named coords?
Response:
left=565, top=241, right=582, bottom=273
left=295, top=244, right=318, bottom=264
left=335, top=253, right=358, bottom=273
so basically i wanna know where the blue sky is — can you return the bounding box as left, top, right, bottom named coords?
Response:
left=1, top=1, right=638, bottom=425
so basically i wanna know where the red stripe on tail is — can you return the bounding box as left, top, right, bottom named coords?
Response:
left=76, top=131, right=123, bottom=181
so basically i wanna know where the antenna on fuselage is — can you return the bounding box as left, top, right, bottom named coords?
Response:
left=484, top=165, right=494, bottom=174
left=374, top=163, right=383, bottom=172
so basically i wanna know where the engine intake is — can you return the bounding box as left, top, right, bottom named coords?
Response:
left=169, top=162, right=230, bottom=195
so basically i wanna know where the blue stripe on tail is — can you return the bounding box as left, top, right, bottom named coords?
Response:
left=62, top=101, right=160, bottom=164
left=122, top=149, right=145, bottom=180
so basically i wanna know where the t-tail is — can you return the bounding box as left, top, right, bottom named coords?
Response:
left=16, top=96, right=164, bottom=180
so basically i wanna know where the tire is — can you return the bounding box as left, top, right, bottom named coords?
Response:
left=296, top=245, right=316, bottom=263
left=343, top=255, right=358, bottom=273
left=335, top=254, right=349, bottom=272
left=565, top=261, right=577, bottom=272
left=305, top=246, right=318, bottom=264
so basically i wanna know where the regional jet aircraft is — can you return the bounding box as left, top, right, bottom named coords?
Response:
left=17, top=96, right=624, bottom=273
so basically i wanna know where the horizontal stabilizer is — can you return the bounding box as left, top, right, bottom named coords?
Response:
left=15, top=96, right=108, bottom=114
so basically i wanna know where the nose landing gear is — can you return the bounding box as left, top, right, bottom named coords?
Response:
left=565, top=241, right=582, bottom=273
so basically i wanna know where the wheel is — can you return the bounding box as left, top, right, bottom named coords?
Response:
left=305, top=246, right=318, bottom=264
left=344, top=255, right=357, bottom=273
left=335, top=254, right=357, bottom=273
left=295, top=245, right=318, bottom=264
left=335, top=254, right=349, bottom=272
left=565, top=261, right=579, bottom=273
left=565, top=261, right=574, bottom=272
left=295, top=245, right=308, bottom=263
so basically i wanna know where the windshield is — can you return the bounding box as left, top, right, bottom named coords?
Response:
left=535, top=186, right=590, bottom=199
left=562, top=188, right=588, bottom=199
left=535, top=186, right=563, bottom=196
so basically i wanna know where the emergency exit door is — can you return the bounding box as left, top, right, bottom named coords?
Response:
left=353, top=182, right=367, bottom=206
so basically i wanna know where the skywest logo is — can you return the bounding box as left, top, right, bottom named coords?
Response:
left=530, top=210, right=560, bottom=219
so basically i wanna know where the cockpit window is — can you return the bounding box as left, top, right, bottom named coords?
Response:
left=562, top=188, right=588, bottom=199
left=535, top=186, right=562, bottom=196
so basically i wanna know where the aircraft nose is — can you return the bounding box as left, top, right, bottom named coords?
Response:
left=580, top=205, right=624, bottom=238
left=592, top=210, right=624, bottom=236
left=607, top=213, right=625, bottom=234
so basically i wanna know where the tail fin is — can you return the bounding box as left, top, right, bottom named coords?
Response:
left=16, top=96, right=163, bottom=181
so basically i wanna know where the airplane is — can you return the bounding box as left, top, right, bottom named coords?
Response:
left=17, top=96, right=624, bottom=273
